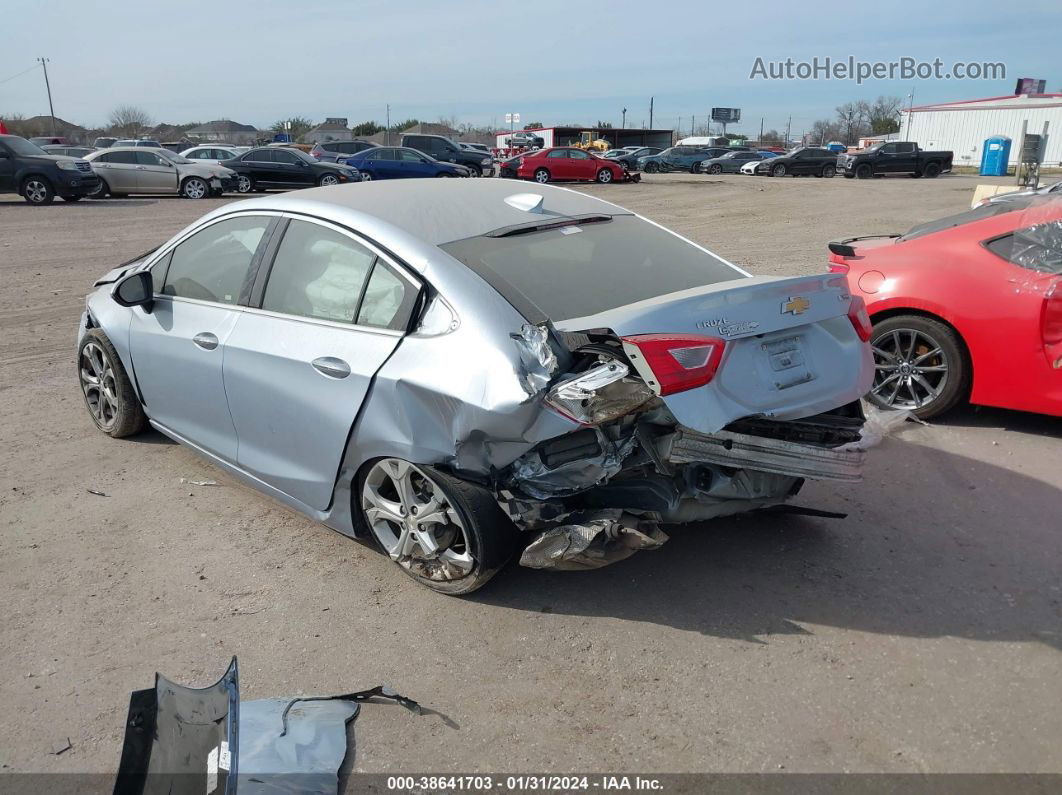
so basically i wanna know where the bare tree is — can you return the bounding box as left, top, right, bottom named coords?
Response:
left=868, top=95, right=903, bottom=135
left=108, top=105, right=152, bottom=137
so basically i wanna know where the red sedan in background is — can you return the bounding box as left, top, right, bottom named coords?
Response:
left=502, top=147, right=627, bottom=184
left=828, top=195, right=1062, bottom=419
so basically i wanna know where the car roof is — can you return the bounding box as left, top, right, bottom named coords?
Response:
left=200, top=179, right=632, bottom=246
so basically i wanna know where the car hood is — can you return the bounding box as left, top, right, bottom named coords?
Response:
left=178, top=162, right=236, bottom=178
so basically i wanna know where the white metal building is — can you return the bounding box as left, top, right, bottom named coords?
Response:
left=900, top=93, right=1062, bottom=168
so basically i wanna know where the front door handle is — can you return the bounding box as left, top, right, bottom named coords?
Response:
left=312, top=356, right=350, bottom=379
left=193, top=332, right=219, bottom=350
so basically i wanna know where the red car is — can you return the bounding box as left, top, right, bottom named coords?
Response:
left=828, top=195, right=1062, bottom=418
left=505, top=147, right=627, bottom=184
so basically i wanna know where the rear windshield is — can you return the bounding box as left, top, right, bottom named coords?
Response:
left=899, top=199, right=1037, bottom=241
left=440, top=215, right=741, bottom=321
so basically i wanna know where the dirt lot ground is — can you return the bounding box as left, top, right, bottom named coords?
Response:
left=1, top=173, right=1060, bottom=779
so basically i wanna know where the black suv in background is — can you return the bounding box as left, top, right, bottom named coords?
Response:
left=0, top=134, right=101, bottom=204
left=310, top=140, right=377, bottom=163
left=400, top=134, right=495, bottom=176
left=761, top=147, right=838, bottom=178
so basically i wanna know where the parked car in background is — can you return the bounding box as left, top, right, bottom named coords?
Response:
left=342, top=147, right=471, bottom=180
left=309, top=140, right=377, bottom=163
left=458, top=142, right=491, bottom=155
left=506, top=147, right=627, bottom=183
left=85, top=147, right=237, bottom=199
left=222, top=146, right=360, bottom=193
left=701, top=150, right=777, bottom=174
left=977, top=180, right=1062, bottom=207
left=181, top=145, right=250, bottom=164
left=638, top=146, right=727, bottom=173
left=93, top=136, right=118, bottom=149
left=29, top=136, right=68, bottom=146
left=839, top=142, right=953, bottom=179
left=762, top=147, right=838, bottom=178
left=739, top=152, right=781, bottom=174
left=824, top=142, right=847, bottom=152
left=828, top=195, right=1061, bottom=418
left=401, top=133, right=494, bottom=176
left=605, top=146, right=663, bottom=170
left=114, top=139, right=164, bottom=149
left=42, top=145, right=97, bottom=158
left=77, top=179, right=873, bottom=593
left=505, top=131, right=545, bottom=149
left=0, top=134, right=100, bottom=204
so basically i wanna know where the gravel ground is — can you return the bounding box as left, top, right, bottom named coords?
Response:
left=1, top=173, right=1060, bottom=779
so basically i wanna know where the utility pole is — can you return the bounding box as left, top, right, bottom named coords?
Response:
left=784, top=115, right=791, bottom=147
left=759, top=117, right=764, bottom=144
left=691, top=116, right=695, bottom=136
left=385, top=104, right=391, bottom=145
left=38, top=57, right=55, bottom=136
left=649, top=97, right=654, bottom=129
left=621, top=107, right=627, bottom=128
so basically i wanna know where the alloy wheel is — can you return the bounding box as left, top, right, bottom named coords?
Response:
left=320, top=174, right=339, bottom=186
left=183, top=178, right=207, bottom=199
left=362, top=459, right=474, bottom=583
left=870, top=327, right=949, bottom=411
left=534, top=169, right=549, bottom=183
left=25, top=180, right=49, bottom=203
left=597, top=169, right=612, bottom=183
left=236, top=175, right=252, bottom=193
left=79, top=342, right=119, bottom=430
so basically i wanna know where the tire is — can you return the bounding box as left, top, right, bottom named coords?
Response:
left=596, top=168, right=613, bottom=183
left=922, top=162, right=942, bottom=178
left=318, top=174, right=340, bottom=187
left=821, top=164, right=836, bottom=178
left=533, top=168, right=550, bottom=184
left=644, top=162, right=659, bottom=173
left=22, top=176, right=54, bottom=205
left=690, top=164, right=700, bottom=174
left=77, top=328, right=147, bottom=438
left=181, top=176, right=209, bottom=199
left=436, top=173, right=455, bottom=178
left=909, top=172, right=922, bottom=179
left=62, top=195, right=82, bottom=202
left=855, top=164, right=873, bottom=179
left=709, top=164, right=722, bottom=174
left=360, top=172, right=373, bottom=181
left=843, top=173, right=855, bottom=179
left=88, top=179, right=109, bottom=198
left=867, top=315, right=968, bottom=419
left=358, top=459, right=518, bottom=595
left=771, top=164, right=786, bottom=177
left=465, top=164, right=481, bottom=177
left=236, top=175, right=254, bottom=193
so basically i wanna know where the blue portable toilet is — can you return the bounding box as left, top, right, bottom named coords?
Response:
left=980, top=136, right=1011, bottom=176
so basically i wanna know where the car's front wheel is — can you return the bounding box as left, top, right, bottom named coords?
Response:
left=643, top=162, right=658, bottom=173
left=22, top=177, right=54, bottom=205
left=855, top=164, right=873, bottom=179
left=867, top=315, right=968, bottom=419
left=821, top=164, right=836, bottom=178
left=360, top=458, right=517, bottom=595
left=709, top=164, right=722, bottom=174
left=236, top=175, right=254, bottom=193
left=77, top=329, right=147, bottom=437
left=771, top=164, right=786, bottom=177
left=596, top=168, right=613, bottom=183
left=181, top=177, right=209, bottom=199
left=318, top=173, right=340, bottom=187
left=88, top=179, right=109, bottom=198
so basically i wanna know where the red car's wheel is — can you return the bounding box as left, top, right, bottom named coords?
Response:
left=596, top=168, right=613, bottom=183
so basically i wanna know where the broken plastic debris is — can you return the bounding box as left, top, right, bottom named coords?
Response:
left=520, top=510, right=668, bottom=570
left=180, top=478, right=219, bottom=486
left=837, top=404, right=925, bottom=451
left=86, top=489, right=108, bottom=497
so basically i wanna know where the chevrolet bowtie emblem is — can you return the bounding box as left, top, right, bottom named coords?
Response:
left=781, top=296, right=811, bottom=315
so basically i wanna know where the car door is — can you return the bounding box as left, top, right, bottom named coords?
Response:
left=892, top=142, right=918, bottom=173
left=369, top=148, right=399, bottom=179
left=270, top=148, right=310, bottom=186
left=546, top=149, right=573, bottom=179
left=223, top=216, right=421, bottom=509
left=128, top=213, right=276, bottom=461
left=136, top=150, right=179, bottom=193
left=242, top=149, right=275, bottom=185
left=397, top=148, right=434, bottom=178
left=94, top=150, right=140, bottom=191
left=0, top=142, right=15, bottom=190
left=568, top=149, right=596, bottom=180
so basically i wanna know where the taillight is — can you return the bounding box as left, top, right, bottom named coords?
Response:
left=1041, top=282, right=1062, bottom=368
left=620, top=334, right=725, bottom=395
left=828, top=262, right=850, bottom=274
left=847, top=295, right=873, bottom=342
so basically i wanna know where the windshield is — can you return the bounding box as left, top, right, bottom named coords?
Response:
left=2, top=136, right=49, bottom=157
left=161, top=152, right=191, bottom=164
left=440, top=215, right=740, bottom=321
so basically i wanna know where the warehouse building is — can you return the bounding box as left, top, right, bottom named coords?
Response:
left=900, top=93, right=1061, bottom=168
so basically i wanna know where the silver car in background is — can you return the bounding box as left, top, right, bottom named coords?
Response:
left=181, top=144, right=251, bottom=164
left=77, top=180, right=873, bottom=594
left=84, top=147, right=237, bottom=198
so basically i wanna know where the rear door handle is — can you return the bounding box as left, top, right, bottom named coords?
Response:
left=312, top=357, right=350, bottom=379
left=193, top=332, right=219, bottom=350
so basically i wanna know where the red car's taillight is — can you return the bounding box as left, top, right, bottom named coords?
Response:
left=1041, top=282, right=1062, bottom=367
left=828, top=262, right=850, bottom=274
left=621, top=334, right=725, bottom=395
left=847, top=295, right=873, bottom=342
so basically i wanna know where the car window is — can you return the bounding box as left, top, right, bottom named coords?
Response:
left=244, top=149, right=273, bottom=162
left=357, top=261, right=418, bottom=330
left=262, top=220, right=376, bottom=323
left=547, top=150, right=568, bottom=159
left=100, top=151, right=138, bottom=164
left=398, top=149, right=425, bottom=163
left=135, top=151, right=167, bottom=166
left=273, top=149, right=299, bottom=164
left=880, top=144, right=897, bottom=154
left=985, top=222, right=1062, bottom=274
left=162, top=216, right=270, bottom=304
left=570, top=150, right=591, bottom=160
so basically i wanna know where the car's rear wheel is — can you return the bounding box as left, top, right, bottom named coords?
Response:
left=709, top=164, right=722, bottom=174
left=855, top=164, right=873, bottom=179
left=596, top=168, right=613, bottom=183
left=644, top=162, right=658, bottom=173
left=22, top=177, right=54, bottom=205
left=821, top=164, right=836, bottom=178
left=77, top=329, right=147, bottom=437
left=236, top=175, right=254, bottom=193
left=465, top=164, right=481, bottom=177
left=771, top=164, right=786, bottom=177
left=318, top=174, right=340, bottom=187
left=867, top=315, right=968, bottom=419
left=181, top=177, right=208, bottom=199
left=533, top=168, right=550, bottom=184
left=923, top=162, right=942, bottom=178
left=360, top=458, right=517, bottom=595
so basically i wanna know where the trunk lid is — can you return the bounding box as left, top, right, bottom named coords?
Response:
left=554, top=274, right=874, bottom=434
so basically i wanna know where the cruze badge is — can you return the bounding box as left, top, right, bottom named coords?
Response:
left=781, top=296, right=811, bottom=315
left=697, top=317, right=760, bottom=336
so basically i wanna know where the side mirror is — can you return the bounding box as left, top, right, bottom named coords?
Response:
left=112, top=271, right=154, bottom=311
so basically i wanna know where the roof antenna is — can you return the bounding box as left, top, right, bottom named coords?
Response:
left=505, top=193, right=545, bottom=213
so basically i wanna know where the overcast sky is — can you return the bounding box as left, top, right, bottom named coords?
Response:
left=2, top=0, right=1058, bottom=134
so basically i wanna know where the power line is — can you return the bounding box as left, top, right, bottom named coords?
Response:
left=0, top=63, right=40, bottom=86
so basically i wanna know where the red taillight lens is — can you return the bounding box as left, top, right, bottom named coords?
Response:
left=828, top=262, right=850, bottom=274
left=1042, top=281, right=1062, bottom=346
left=621, top=334, right=725, bottom=395
left=847, top=295, right=873, bottom=342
